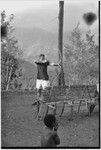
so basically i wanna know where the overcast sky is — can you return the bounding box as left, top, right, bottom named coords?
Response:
left=0, top=1, right=55, bottom=14
left=0, top=0, right=98, bottom=33
left=0, top=0, right=98, bottom=14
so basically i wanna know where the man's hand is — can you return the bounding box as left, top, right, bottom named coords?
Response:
left=34, top=60, right=37, bottom=63
left=50, top=63, right=60, bottom=66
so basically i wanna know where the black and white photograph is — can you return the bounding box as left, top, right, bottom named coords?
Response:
left=1, top=0, right=100, bottom=148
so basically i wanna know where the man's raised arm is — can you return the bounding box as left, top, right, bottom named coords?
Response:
left=49, top=63, right=60, bottom=66
left=34, top=60, right=39, bottom=64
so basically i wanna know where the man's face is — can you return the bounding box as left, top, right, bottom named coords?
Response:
left=39, top=55, right=45, bottom=61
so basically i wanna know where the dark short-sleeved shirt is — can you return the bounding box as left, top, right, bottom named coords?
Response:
left=35, top=61, right=50, bottom=80
left=41, top=131, right=60, bottom=147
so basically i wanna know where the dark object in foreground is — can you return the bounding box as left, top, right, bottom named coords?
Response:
left=1, top=24, right=7, bottom=38
left=83, top=12, right=97, bottom=25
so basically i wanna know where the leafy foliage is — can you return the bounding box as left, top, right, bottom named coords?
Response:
left=1, top=10, right=23, bottom=90
left=64, top=23, right=99, bottom=85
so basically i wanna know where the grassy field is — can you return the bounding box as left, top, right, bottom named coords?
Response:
left=1, top=88, right=99, bottom=148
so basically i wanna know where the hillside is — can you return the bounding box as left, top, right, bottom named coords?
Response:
left=13, top=25, right=98, bottom=64
left=14, top=27, right=57, bottom=47
left=13, top=27, right=58, bottom=62
left=18, top=59, right=37, bottom=77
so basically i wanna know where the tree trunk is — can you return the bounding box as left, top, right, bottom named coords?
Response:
left=6, top=64, right=13, bottom=90
left=58, top=1, right=65, bottom=86
left=6, top=58, right=9, bottom=84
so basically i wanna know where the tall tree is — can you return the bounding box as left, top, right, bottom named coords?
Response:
left=1, top=10, right=23, bottom=90
left=58, top=1, right=65, bottom=86
left=64, top=23, right=99, bottom=85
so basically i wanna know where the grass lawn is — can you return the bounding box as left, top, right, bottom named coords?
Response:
left=1, top=89, right=99, bottom=148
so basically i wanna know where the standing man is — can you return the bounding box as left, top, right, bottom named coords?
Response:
left=35, top=54, right=59, bottom=97
left=33, top=54, right=59, bottom=105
